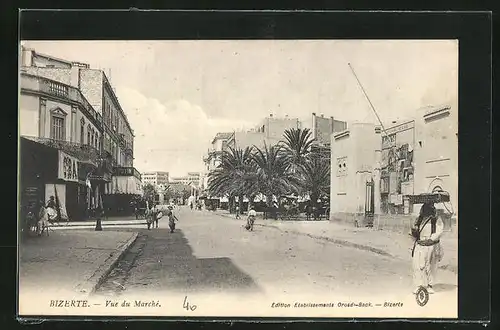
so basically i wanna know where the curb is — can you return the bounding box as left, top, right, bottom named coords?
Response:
left=215, top=211, right=458, bottom=275
left=258, top=223, right=458, bottom=275
left=75, top=232, right=139, bottom=296
left=55, top=222, right=148, bottom=228
left=217, top=211, right=392, bottom=257
left=257, top=223, right=394, bottom=258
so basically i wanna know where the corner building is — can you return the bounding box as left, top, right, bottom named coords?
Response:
left=330, top=105, right=458, bottom=231
left=20, top=46, right=141, bottom=217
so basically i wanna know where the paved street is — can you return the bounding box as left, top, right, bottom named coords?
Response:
left=94, top=207, right=458, bottom=301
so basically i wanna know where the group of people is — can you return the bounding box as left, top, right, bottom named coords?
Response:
left=146, top=203, right=179, bottom=233
left=189, top=201, right=203, bottom=211
left=25, top=196, right=59, bottom=236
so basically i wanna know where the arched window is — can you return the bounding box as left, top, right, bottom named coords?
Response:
left=87, top=124, right=91, bottom=145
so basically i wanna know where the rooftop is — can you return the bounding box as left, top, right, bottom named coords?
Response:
left=211, top=132, right=234, bottom=144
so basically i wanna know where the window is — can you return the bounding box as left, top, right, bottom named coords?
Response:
left=51, top=117, right=65, bottom=141
left=80, top=124, right=85, bottom=144
left=50, top=107, right=67, bottom=141
left=336, top=157, right=348, bottom=177
left=80, top=118, right=85, bottom=144
left=87, top=124, right=91, bottom=145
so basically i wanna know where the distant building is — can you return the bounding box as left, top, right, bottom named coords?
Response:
left=229, top=114, right=301, bottom=150
left=142, top=171, right=169, bottom=187
left=228, top=113, right=347, bottom=151
left=203, top=132, right=234, bottom=173
left=170, top=172, right=201, bottom=187
left=202, top=113, right=347, bottom=199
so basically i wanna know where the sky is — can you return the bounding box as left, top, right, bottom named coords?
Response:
left=22, top=40, right=458, bottom=176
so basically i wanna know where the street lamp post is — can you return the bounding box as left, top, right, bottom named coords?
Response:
left=95, top=207, right=103, bottom=231
left=91, top=157, right=105, bottom=231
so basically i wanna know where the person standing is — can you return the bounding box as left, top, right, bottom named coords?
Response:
left=411, top=201, right=445, bottom=294
left=245, top=207, right=256, bottom=231
left=166, top=205, right=178, bottom=233
left=235, top=205, right=241, bottom=219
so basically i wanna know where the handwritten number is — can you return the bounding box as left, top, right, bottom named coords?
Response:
left=183, top=296, right=197, bottom=311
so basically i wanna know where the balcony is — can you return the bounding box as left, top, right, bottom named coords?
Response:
left=113, top=166, right=142, bottom=180
left=20, top=73, right=102, bottom=131
left=124, top=144, right=133, bottom=156
left=118, top=133, right=126, bottom=146
left=24, top=136, right=101, bottom=165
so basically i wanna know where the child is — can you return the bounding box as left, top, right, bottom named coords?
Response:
left=167, top=206, right=178, bottom=233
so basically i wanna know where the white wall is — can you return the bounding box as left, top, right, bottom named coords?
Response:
left=19, top=94, right=39, bottom=137
left=413, top=106, right=458, bottom=218
left=330, top=123, right=380, bottom=216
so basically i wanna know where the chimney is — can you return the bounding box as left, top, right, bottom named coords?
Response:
left=321, top=114, right=324, bottom=118
left=21, top=47, right=33, bottom=67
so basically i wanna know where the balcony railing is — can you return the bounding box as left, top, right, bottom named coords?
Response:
left=24, top=136, right=101, bottom=165
left=113, top=166, right=142, bottom=180
left=21, top=73, right=102, bottom=130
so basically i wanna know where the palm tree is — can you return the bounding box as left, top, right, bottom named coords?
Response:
left=252, top=143, right=301, bottom=209
left=207, top=146, right=257, bottom=212
left=282, top=128, right=315, bottom=172
left=299, top=155, right=331, bottom=219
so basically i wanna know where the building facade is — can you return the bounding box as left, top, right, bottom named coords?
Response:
left=19, top=72, right=111, bottom=221
left=141, top=171, right=170, bottom=187
left=19, top=46, right=141, bottom=217
left=330, top=105, right=458, bottom=230
left=170, top=172, right=201, bottom=186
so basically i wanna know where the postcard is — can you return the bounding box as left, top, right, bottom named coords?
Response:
left=18, top=39, right=458, bottom=319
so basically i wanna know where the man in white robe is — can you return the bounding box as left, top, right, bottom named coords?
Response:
left=411, top=201, right=445, bottom=294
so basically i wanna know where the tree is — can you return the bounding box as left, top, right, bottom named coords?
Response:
left=252, top=143, right=301, bottom=208
left=142, top=183, right=157, bottom=205
left=208, top=146, right=258, bottom=211
left=282, top=128, right=315, bottom=172
left=299, top=155, right=331, bottom=210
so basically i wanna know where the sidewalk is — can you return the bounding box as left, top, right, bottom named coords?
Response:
left=19, top=229, right=138, bottom=297
left=56, top=218, right=146, bottom=227
left=211, top=209, right=458, bottom=275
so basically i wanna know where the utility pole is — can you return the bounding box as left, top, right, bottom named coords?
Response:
left=347, top=63, right=389, bottom=137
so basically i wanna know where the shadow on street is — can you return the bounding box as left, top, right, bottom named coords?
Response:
left=96, top=228, right=260, bottom=296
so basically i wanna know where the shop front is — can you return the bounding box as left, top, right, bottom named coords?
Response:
left=19, top=137, right=88, bottom=222
left=54, top=149, right=86, bottom=221
left=104, top=166, right=142, bottom=216
left=379, top=120, right=415, bottom=215
left=19, top=137, right=58, bottom=225
left=79, top=158, right=112, bottom=219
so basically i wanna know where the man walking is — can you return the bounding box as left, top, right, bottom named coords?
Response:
left=411, top=201, right=445, bottom=294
